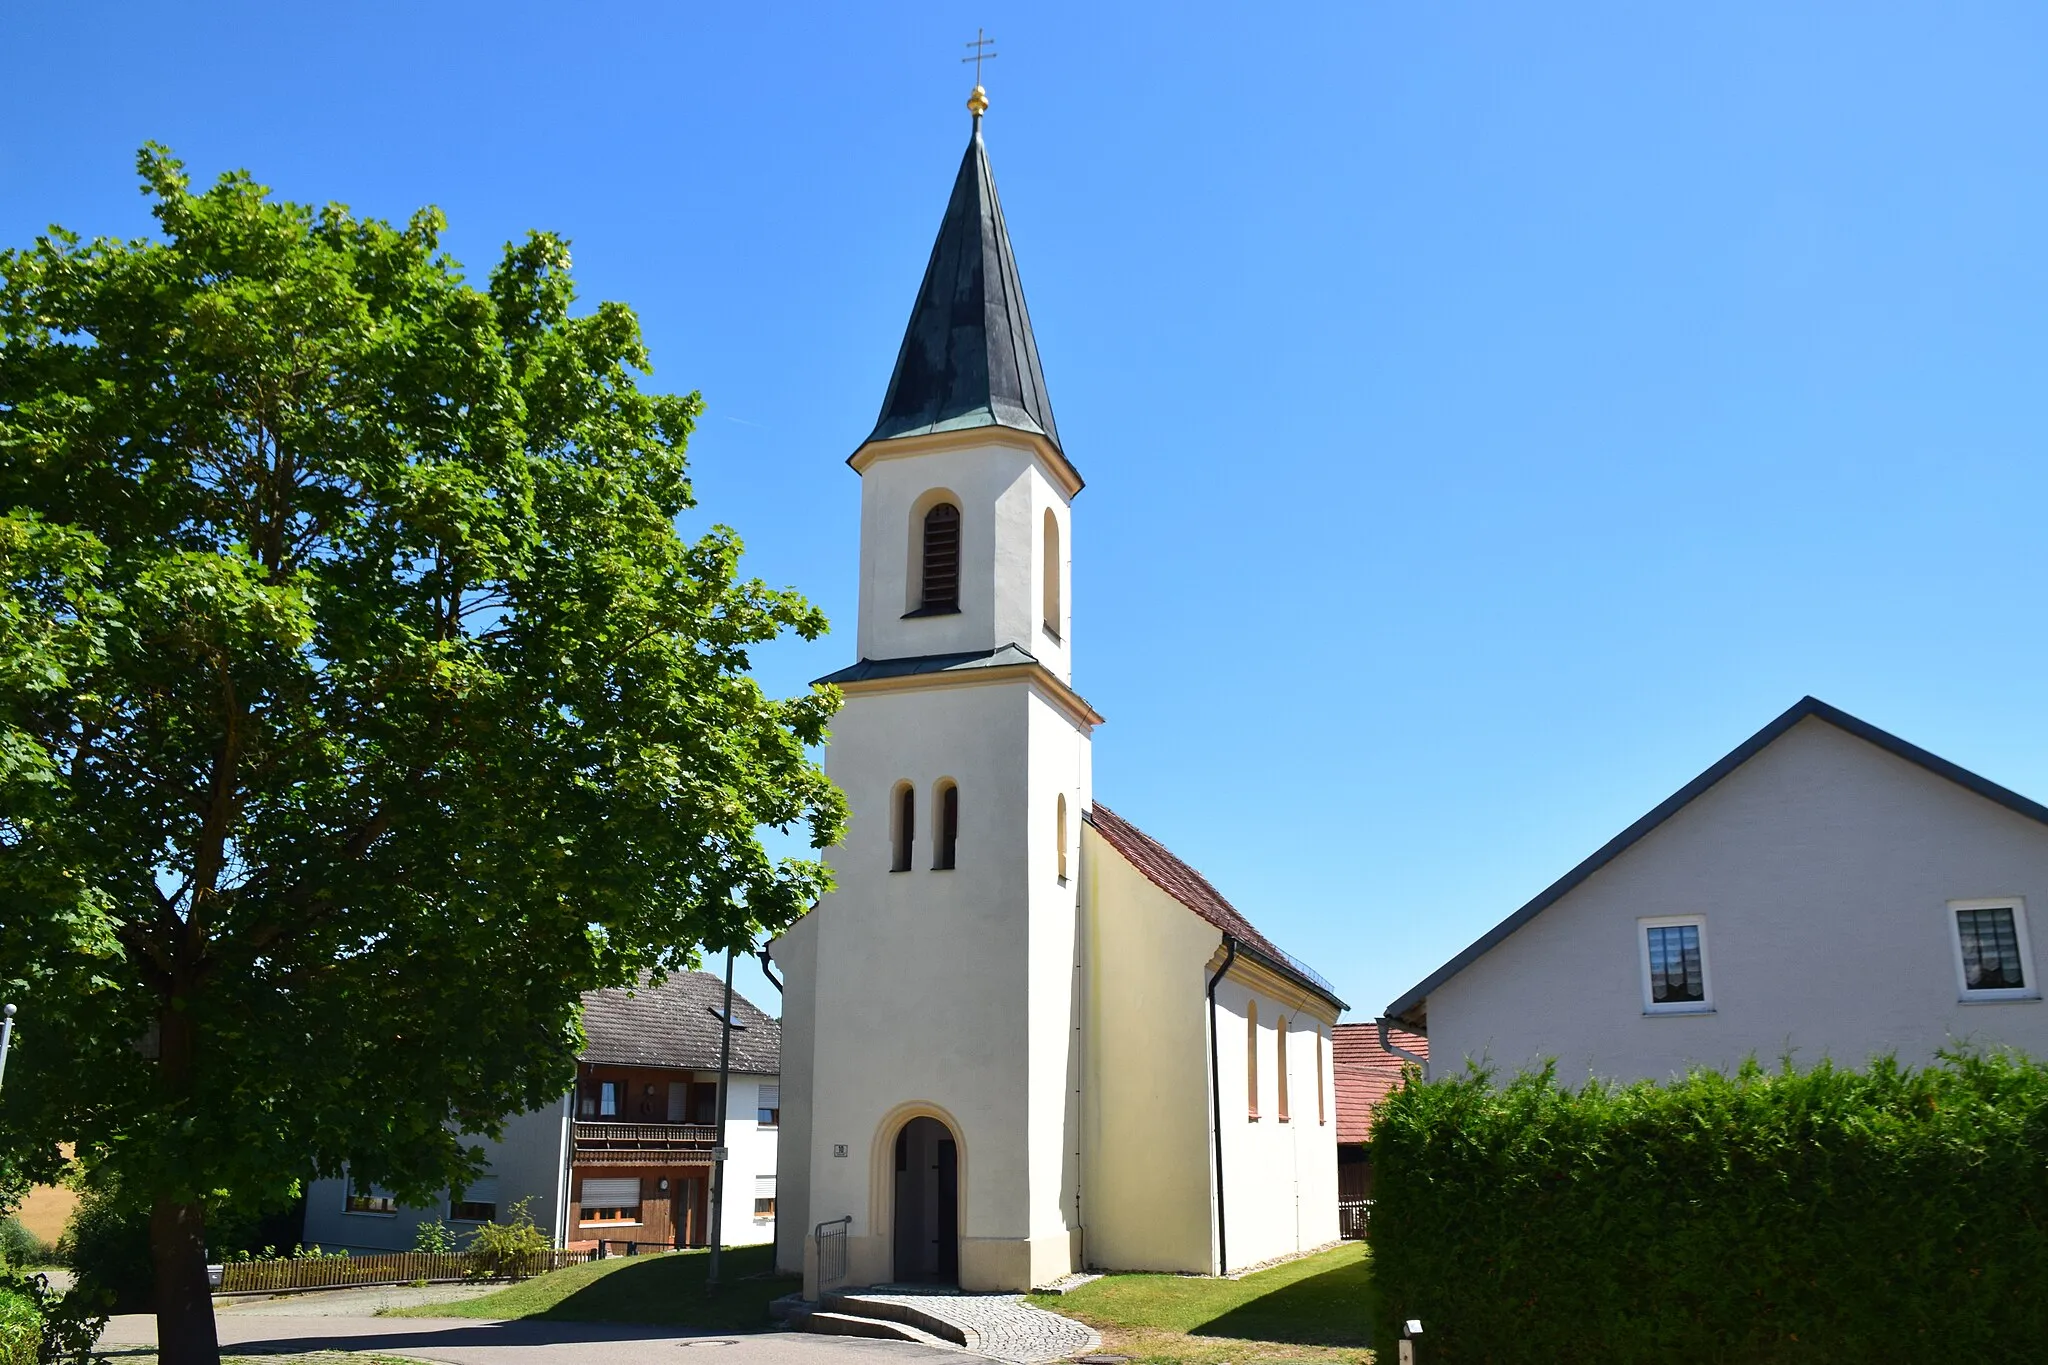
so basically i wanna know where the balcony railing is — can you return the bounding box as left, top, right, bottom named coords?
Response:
left=571, top=1121, right=718, bottom=1165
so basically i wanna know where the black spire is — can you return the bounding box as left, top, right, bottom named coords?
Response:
left=866, top=121, right=1065, bottom=457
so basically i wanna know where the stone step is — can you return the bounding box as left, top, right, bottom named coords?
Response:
left=827, top=1293, right=975, bottom=1348
left=801, top=1309, right=959, bottom=1349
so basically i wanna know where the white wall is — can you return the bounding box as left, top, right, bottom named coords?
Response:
left=1079, top=824, right=1222, bottom=1273
left=853, top=435, right=1074, bottom=683
left=1429, top=716, right=2048, bottom=1084
left=782, top=673, right=1090, bottom=1292
left=1209, top=966, right=1341, bottom=1271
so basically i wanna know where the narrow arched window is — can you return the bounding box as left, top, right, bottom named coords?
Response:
left=921, top=503, right=960, bottom=612
left=934, top=781, right=958, bottom=870
left=1246, top=1000, right=1260, bottom=1119
left=1277, top=1017, right=1291, bottom=1122
left=1042, top=509, right=1061, bottom=639
left=1316, top=1029, right=1327, bottom=1125
left=1055, top=793, right=1068, bottom=881
left=891, top=782, right=915, bottom=873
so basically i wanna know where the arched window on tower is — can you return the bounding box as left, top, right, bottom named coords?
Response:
left=1316, top=1028, right=1327, bottom=1125
left=1246, top=1001, right=1260, bottom=1120
left=1277, top=1017, right=1291, bottom=1122
left=934, top=780, right=959, bottom=870
left=1042, top=509, right=1061, bottom=640
left=1055, top=793, right=1068, bottom=881
left=919, top=503, right=961, bottom=613
left=891, top=782, right=915, bottom=873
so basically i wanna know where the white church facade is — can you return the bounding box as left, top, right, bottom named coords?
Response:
left=770, top=89, right=1345, bottom=1295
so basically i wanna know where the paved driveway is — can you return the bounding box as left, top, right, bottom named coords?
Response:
left=100, top=1311, right=962, bottom=1365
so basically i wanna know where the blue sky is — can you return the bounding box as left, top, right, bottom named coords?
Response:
left=7, top=3, right=2048, bottom=1022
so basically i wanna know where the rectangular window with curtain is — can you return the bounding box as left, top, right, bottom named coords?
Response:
left=579, top=1176, right=642, bottom=1225
left=1951, top=899, right=2037, bottom=1001
left=344, top=1174, right=397, bottom=1215
left=757, top=1083, right=780, bottom=1128
left=753, top=1175, right=776, bottom=1219
left=449, top=1176, right=499, bottom=1223
left=1638, top=916, right=1713, bottom=1013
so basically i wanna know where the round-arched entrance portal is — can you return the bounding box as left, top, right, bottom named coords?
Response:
left=891, top=1116, right=959, bottom=1284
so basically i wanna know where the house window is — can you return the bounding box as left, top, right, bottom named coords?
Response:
left=1950, top=899, right=2038, bottom=1002
left=344, top=1176, right=396, bottom=1216
left=1042, top=509, right=1061, bottom=640
left=757, top=1083, right=780, bottom=1128
left=450, top=1177, right=499, bottom=1224
left=754, top=1175, right=777, bottom=1219
left=1639, top=916, right=1712, bottom=1014
left=1246, top=1000, right=1260, bottom=1119
left=1277, top=1017, right=1291, bottom=1122
left=934, top=781, right=959, bottom=870
left=578, top=1177, right=642, bottom=1226
left=597, top=1080, right=623, bottom=1117
left=1055, top=793, right=1068, bottom=881
left=920, top=503, right=961, bottom=612
left=892, top=782, right=915, bottom=872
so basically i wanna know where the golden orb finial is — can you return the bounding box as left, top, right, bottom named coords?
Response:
left=967, top=84, right=990, bottom=117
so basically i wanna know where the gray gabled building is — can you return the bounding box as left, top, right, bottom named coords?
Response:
left=1389, top=697, right=2048, bottom=1083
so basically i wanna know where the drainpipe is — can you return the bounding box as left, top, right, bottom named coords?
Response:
left=1376, top=1017, right=1428, bottom=1076
left=1206, top=937, right=1238, bottom=1277
left=756, top=947, right=783, bottom=994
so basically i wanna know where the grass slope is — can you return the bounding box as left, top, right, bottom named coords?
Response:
left=1029, top=1242, right=1374, bottom=1365
left=386, top=1243, right=793, bottom=1331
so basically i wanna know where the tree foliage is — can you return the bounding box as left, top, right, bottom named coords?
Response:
left=0, top=146, right=843, bottom=1359
left=1369, top=1051, right=2048, bottom=1364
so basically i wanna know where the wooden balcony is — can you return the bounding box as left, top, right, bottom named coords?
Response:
left=571, top=1122, right=719, bottom=1166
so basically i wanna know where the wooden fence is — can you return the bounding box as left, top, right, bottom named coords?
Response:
left=1338, top=1199, right=1372, bottom=1241
left=218, top=1246, right=589, bottom=1294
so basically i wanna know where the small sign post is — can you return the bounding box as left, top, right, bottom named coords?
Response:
left=711, top=1147, right=729, bottom=1163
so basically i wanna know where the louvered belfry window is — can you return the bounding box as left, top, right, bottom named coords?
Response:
left=922, top=503, right=961, bottom=611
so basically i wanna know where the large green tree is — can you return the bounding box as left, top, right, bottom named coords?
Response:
left=0, top=147, right=843, bottom=1364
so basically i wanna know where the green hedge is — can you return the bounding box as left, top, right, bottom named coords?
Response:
left=1369, top=1051, right=2048, bottom=1364
left=0, top=1290, right=35, bottom=1365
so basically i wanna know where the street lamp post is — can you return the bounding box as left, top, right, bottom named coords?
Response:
left=705, top=950, right=737, bottom=1290
left=0, top=1004, right=16, bottom=1092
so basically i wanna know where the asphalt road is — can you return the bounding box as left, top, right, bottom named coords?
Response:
left=99, top=1310, right=964, bottom=1364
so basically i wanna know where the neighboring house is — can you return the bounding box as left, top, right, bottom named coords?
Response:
left=1330, top=1023, right=1426, bottom=1204
left=770, top=99, right=1345, bottom=1297
left=1387, top=696, right=2048, bottom=1084
left=303, top=973, right=781, bottom=1253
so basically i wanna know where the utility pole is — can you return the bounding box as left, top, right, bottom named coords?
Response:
left=705, top=950, right=737, bottom=1289
left=0, top=1004, right=14, bottom=1092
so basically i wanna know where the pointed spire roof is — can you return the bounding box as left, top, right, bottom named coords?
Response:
left=865, top=114, right=1072, bottom=472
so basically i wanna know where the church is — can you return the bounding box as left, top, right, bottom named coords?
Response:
left=769, top=83, right=1346, bottom=1295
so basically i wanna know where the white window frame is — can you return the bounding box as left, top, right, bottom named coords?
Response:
left=1638, top=915, right=1714, bottom=1015
left=1947, top=897, right=2041, bottom=1004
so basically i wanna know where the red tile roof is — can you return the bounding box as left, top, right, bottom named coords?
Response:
left=1087, top=803, right=1342, bottom=1009
left=1332, top=1022, right=1427, bottom=1145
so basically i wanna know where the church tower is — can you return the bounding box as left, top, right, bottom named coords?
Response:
left=770, top=82, right=1100, bottom=1294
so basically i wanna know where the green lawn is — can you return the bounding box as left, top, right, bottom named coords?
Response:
left=385, top=1243, right=794, bottom=1332
left=1028, top=1242, right=1375, bottom=1365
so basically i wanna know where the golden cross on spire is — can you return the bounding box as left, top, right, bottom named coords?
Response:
left=962, top=28, right=997, bottom=117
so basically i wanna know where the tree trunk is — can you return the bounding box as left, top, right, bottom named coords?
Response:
left=151, top=1195, right=219, bottom=1365
left=150, top=1195, right=219, bottom=1365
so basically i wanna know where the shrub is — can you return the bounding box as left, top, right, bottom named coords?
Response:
left=0, top=1291, right=33, bottom=1365
left=0, top=1272, right=107, bottom=1365
left=54, top=1188, right=150, bottom=1314
left=1369, top=1050, right=2048, bottom=1364
left=464, top=1198, right=551, bottom=1280
left=0, top=1222, right=55, bottom=1272
left=413, top=1219, right=456, bottom=1254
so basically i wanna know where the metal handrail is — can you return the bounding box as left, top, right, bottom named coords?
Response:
left=815, top=1216, right=852, bottom=1289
